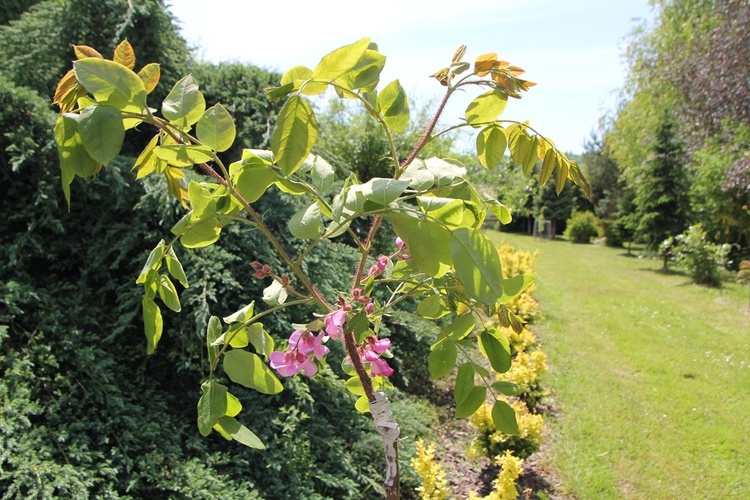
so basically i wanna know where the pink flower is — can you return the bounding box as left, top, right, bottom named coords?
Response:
left=370, top=337, right=390, bottom=354
left=364, top=303, right=374, bottom=314
left=377, top=256, right=389, bottom=270
left=369, top=357, right=394, bottom=377
left=325, top=310, right=346, bottom=339
left=395, top=237, right=405, bottom=249
left=269, top=350, right=302, bottom=377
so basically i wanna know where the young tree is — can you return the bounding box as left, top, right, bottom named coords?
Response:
left=49, top=40, right=589, bottom=498
left=633, top=114, right=691, bottom=250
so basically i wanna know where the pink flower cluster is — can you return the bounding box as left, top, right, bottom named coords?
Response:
left=367, top=255, right=391, bottom=278
left=269, top=310, right=394, bottom=379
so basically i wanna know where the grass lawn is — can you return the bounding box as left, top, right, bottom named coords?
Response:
left=486, top=230, right=750, bottom=499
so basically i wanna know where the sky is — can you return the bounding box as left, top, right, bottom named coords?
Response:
left=167, top=0, right=653, bottom=154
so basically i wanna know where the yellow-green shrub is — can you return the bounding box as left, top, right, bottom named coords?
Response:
left=411, top=439, right=450, bottom=500
left=497, top=243, right=541, bottom=323
left=467, top=451, right=525, bottom=500
left=496, top=344, right=548, bottom=407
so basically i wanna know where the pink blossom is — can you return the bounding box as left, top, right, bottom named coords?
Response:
left=325, top=310, right=346, bottom=339
left=369, top=357, right=394, bottom=377
left=395, top=237, right=405, bottom=249
left=269, top=350, right=301, bottom=377
left=364, top=303, right=374, bottom=314
left=377, top=256, right=389, bottom=270
left=370, top=337, right=390, bottom=354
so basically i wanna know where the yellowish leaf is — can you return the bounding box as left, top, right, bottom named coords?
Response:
left=74, top=45, right=102, bottom=60
left=505, top=65, right=525, bottom=76
left=53, top=69, right=79, bottom=112
left=138, top=63, right=161, bottom=94
left=474, top=52, right=498, bottom=77
left=452, top=45, right=467, bottom=63
left=113, top=40, right=136, bottom=69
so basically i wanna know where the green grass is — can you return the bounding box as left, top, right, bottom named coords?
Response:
left=486, top=231, right=750, bottom=499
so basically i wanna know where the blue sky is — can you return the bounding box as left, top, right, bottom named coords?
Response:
left=168, top=0, right=653, bottom=154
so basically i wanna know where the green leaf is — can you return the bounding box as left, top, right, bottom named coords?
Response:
left=417, top=294, right=450, bottom=319
left=476, top=124, right=507, bottom=169
left=484, top=196, right=513, bottom=225
left=355, top=395, right=370, bottom=413
left=345, top=376, right=365, bottom=396
left=492, top=381, right=522, bottom=396
left=556, top=154, right=569, bottom=195
left=424, top=157, right=467, bottom=187
left=224, top=301, right=254, bottom=324
left=540, top=148, right=556, bottom=186
left=335, top=48, right=386, bottom=93
left=225, top=392, right=242, bottom=417
left=455, top=386, right=487, bottom=418
left=165, top=248, right=188, bottom=288
left=348, top=310, right=370, bottom=344
left=377, top=80, right=409, bottom=133
left=153, top=145, right=213, bottom=167
left=53, top=114, right=100, bottom=207
left=223, top=350, right=283, bottom=394
left=450, top=228, right=504, bottom=305
left=345, top=178, right=410, bottom=212
left=271, top=95, right=318, bottom=176
left=479, top=329, right=511, bottom=373
left=391, top=214, right=453, bottom=278
left=439, top=313, right=476, bottom=342
left=428, top=339, right=457, bottom=379
left=491, top=400, right=519, bottom=434
left=289, top=203, right=322, bottom=239
left=197, top=380, right=227, bottom=436
left=77, top=105, right=124, bottom=165
left=157, top=275, right=181, bottom=312
left=142, top=297, right=163, bottom=354
left=401, top=160, right=435, bottom=190
left=235, top=165, right=278, bottom=203
left=465, top=89, right=508, bottom=126
left=178, top=215, right=222, bottom=249
left=454, top=362, right=475, bottom=405
left=312, top=38, right=371, bottom=81
left=509, top=129, right=539, bottom=174
left=73, top=58, right=147, bottom=112
left=162, top=74, right=206, bottom=127
left=136, top=240, right=166, bottom=284
left=247, top=323, right=274, bottom=358
left=206, top=316, right=222, bottom=365
left=214, top=416, right=265, bottom=449
left=304, top=154, right=335, bottom=192
left=197, top=103, right=236, bottom=152
left=499, top=274, right=535, bottom=303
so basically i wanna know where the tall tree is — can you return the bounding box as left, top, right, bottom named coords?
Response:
left=633, top=114, right=691, bottom=250
left=581, top=130, right=622, bottom=219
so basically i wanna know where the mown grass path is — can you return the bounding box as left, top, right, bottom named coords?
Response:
left=487, top=231, right=750, bottom=499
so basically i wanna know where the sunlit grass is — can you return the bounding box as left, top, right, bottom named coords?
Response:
left=486, top=231, right=750, bottom=499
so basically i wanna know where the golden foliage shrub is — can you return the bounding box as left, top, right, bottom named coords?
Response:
left=411, top=439, right=450, bottom=500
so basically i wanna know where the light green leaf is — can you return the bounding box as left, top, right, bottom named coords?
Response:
left=138, top=62, right=161, bottom=94
left=556, top=154, right=569, bottom=195
left=197, top=380, right=227, bottom=436
left=491, top=400, right=519, bottom=434
left=491, top=381, right=522, bottom=396
left=162, top=74, right=206, bottom=127
left=235, top=165, right=278, bottom=203
left=157, top=275, right=181, bottom=312
left=153, top=145, right=213, bottom=167
left=509, top=129, right=539, bottom=174
left=165, top=248, right=188, bottom=288
left=424, top=157, right=467, bottom=187
left=355, top=395, right=370, bottom=413
left=455, top=386, right=486, bottom=418
left=206, top=316, right=222, bottom=365
left=417, top=294, right=450, bottom=319
left=304, top=154, right=335, bottom=192
left=262, top=279, right=287, bottom=306
left=224, top=302, right=255, bottom=324
left=401, top=160, right=435, bottom=190
left=197, top=104, right=236, bottom=152
left=271, top=95, right=318, bottom=176
left=540, top=148, right=556, bottom=186
left=73, top=58, right=146, bottom=112
left=499, top=274, right=535, bottom=303
left=345, top=178, right=410, bottom=212
left=312, top=38, right=371, bottom=81
left=223, top=350, right=283, bottom=394
left=454, top=362, right=475, bottom=406
left=428, top=339, right=457, bottom=379
left=450, top=227, right=504, bottom=305
left=465, top=89, right=508, bottom=126
left=247, top=323, right=274, bottom=357
left=410, top=217, right=452, bottom=278
left=77, top=105, right=124, bottom=165
left=281, top=65, right=313, bottom=86
left=53, top=114, right=100, bottom=207
left=377, top=80, right=409, bottom=133
left=225, top=392, right=242, bottom=418
left=214, top=416, right=265, bottom=449
left=479, top=329, right=511, bottom=373
left=484, top=196, right=513, bottom=225
left=438, top=313, right=476, bottom=343
left=476, top=124, right=507, bottom=169
left=418, top=197, right=466, bottom=229
left=336, top=48, right=386, bottom=94
left=289, top=203, right=322, bottom=239
left=136, top=240, right=166, bottom=284
left=179, top=216, right=222, bottom=249
left=142, top=297, right=163, bottom=354
left=345, top=376, right=365, bottom=396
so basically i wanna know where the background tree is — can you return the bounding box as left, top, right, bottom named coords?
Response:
left=632, top=114, right=691, bottom=250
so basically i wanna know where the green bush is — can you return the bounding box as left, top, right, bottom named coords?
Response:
left=673, top=225, right=730, bottom=287
left=601, top=218, right=625, bottom=247
left=563, top=211, right=601, bottom=243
